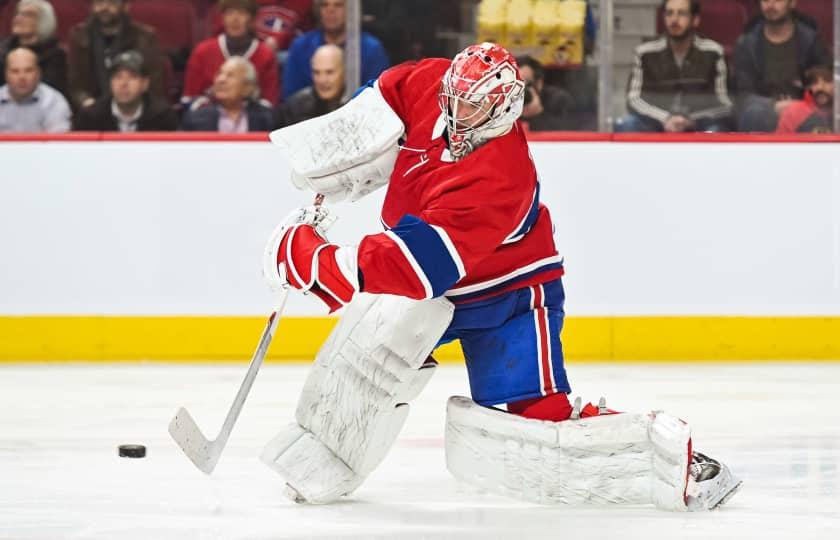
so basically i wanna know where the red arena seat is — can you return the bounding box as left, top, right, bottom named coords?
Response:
left=795, top=0, right=833, bottom=49
left=127, top=0, right=197, bottom=51
left=656, top=0, right=749, bottom=55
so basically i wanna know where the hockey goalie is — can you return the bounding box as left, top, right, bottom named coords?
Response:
left=260, top=42, right=742, bottom=511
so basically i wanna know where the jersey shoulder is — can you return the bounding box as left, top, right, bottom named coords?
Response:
left=378, top=58, right=451, bottom=125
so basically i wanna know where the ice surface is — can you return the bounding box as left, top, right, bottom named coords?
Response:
left=1, top=362, right=838, bottom=540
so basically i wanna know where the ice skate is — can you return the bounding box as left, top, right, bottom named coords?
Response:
left=686, top=451, right=743, bottom=511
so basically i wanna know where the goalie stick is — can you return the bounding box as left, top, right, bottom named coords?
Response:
left=169, top=194, right=324, bottom=474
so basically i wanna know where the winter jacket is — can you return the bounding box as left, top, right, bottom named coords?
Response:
left=274, top=86, right=346, bottom=128
left=67, top=14, right=165, bottom=109
left=180, top=97, right=275, bottom=132
left=734, top=19, right=831, bottom=105
left=73, top=95, right=177, bottom=132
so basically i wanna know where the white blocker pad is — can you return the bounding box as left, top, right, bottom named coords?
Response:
left=445, top=396, right=692, bottom=511
left=261, top=293, right=455, bottom=503
left=269, top=84, right=405, bottom=202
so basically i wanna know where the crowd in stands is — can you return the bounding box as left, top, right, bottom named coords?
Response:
left=617, top=0, right=834, bottom=133
left=0, top=0, right=835, bottom=134
left=0, top=0, right=389, bottom=133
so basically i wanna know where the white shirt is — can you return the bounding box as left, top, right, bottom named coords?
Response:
left=0, top=82, right=71, bottom=133
left=111, top=100, right=144, bottom=132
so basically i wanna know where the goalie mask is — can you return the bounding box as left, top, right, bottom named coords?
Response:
left=438, top=42, right=526, bottom=160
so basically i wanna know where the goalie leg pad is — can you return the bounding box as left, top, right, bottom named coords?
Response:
left=262, top=293, right=455, bottom=503
left=445, top=396, right=691, bottom=510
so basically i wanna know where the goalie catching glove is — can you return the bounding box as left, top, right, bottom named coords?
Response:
left=263, top=206, right=359, bottom=313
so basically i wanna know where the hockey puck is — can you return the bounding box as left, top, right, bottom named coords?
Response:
left=118, top=444, right=146, bottom=458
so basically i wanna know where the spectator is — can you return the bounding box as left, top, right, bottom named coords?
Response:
left=255, top=0, right=315, bottom=53
left=184, top=0, right=279, bottom=106
left=275, top=44, right=346, bottom=127
left=282, top=0, right=389, bottom=100
left=74, top=50, right=177, bottom=132
left=734, top=0, right=831, bottom=132
left=617, top=0, right=732, bottom=132
left=181, top=57, right=274, bottom=132
left=0, top=47, right=70, bottom=133
left=68, top=0, right=165, bottom=110
left=516, top=55, right=574, bottom=131
left=0, top=0, right=68, bottom=98
left=776, top=65, right=833, bottom=133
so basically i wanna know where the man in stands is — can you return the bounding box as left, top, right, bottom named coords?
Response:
left=181, top=56, right=274, bottom=132
left=74, top=50, right=176, bottom=132
left=776, top=65, right=833, bottom=133
left=184, top=0, right=279, bottom=106
left=617, top=0, right=732, bottom=132
left=275, top=44, right=346, bottom=127
left=734, top=0, right=831, bottom=132
left=68, top=0, right=165, bottom=110
left=0, top=0, right=67, bottom=98
left=516, top=55, right=573, bottom=131
left=0, top=47, right=70, bottom=132
left=282, top=0, right=389, bottom=100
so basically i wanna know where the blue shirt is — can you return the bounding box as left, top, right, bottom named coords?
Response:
left=282, top=30, right=390, bottom=100
left=0, top=82, right=71, bottom=133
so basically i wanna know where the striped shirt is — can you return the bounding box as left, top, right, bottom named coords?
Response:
left=627, top=36, right=732, bottom=124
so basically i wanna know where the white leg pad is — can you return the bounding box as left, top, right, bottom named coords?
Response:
left=262, top=293, right=454, bottom=503
left=445, top=396, right=691, bottom=510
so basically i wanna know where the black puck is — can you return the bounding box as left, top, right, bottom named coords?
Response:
left=118, top=444, right=146, bottom=458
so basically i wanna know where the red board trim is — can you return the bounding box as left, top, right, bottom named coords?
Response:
left=1, top=131, right=840, bottom=144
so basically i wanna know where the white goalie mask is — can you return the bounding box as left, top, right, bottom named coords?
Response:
left=438, top=42, right=526, bottom=160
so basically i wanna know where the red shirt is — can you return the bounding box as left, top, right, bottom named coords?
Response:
left=776, top=92, right=831, bottom=133
left=183, top=35, right=280, bottom=105
left=356, top=59, right=563, bottom=303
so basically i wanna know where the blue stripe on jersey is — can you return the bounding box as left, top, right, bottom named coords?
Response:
left=351, top=79, right=377, bottom=99
left=391, top=214, right=461, bottom=297
left=506, top=183, right=541, bottom=243
left=518, top=183, right=542, bottom=237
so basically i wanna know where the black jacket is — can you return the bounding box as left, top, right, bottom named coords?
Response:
left=181, top=98, right=275, bottom=132
left=734, top=19, right=831, bottom=103
left=626, top=35, right=732, bottom=124
left=68, top=14, right=165, bottom=109
left=274, top=87, right=346, bottom=128
left=0, top=36, right=68, bottom=98
left=73, top=95, right=177, bottom=131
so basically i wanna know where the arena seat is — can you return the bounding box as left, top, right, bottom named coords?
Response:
left=795, top=0, right=833, bottom=49
left=127, top=0, right=197, bottom=51
left=656, top=0, right=749, bottom=55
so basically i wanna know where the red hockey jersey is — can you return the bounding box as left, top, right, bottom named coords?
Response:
left=183, top=35, right=280, bottom=105
left=356, top=59, right=563, bottom=303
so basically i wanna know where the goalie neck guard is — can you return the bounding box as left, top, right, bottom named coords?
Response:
left=438, top=42, right=526, bottom=160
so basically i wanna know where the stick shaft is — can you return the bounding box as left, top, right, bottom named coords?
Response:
left=213, top=288, right=289, bottom=449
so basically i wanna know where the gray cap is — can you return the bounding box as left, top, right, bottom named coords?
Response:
left=110, top=50, right=146, bottom=77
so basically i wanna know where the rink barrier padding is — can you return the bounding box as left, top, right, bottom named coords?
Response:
left=1, top=316, right=840, bottom=362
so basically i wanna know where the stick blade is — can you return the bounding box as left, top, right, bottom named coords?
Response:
left=168, top=407, right=221, bottom=475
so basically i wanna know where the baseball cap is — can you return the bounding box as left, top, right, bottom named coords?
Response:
left=110, top=50, right=146, bottom=77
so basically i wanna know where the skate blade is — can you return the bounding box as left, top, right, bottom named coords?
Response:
left=712, top=479, right=743, bottom=509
